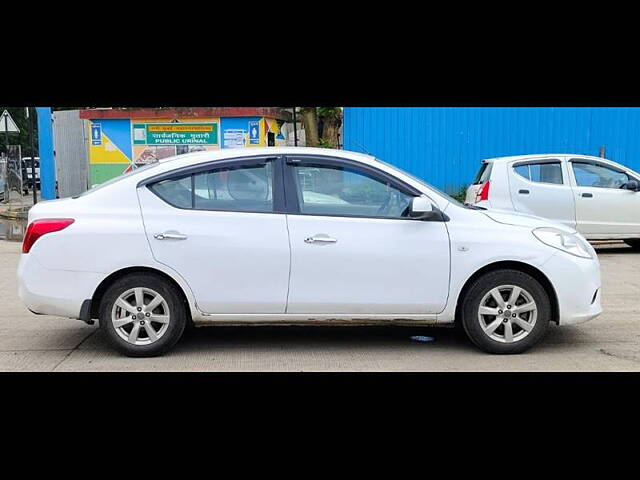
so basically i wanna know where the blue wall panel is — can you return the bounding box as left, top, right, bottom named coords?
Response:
left=36, top=107, right=56, bottom=200
left=343, top=107, right=640, bottom=194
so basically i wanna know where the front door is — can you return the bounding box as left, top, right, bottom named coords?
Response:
left=569, top=159, right=640, bottom=236
left=283, top=155, right=451, bottom=315
left=137, top=157, right=290, bottom=314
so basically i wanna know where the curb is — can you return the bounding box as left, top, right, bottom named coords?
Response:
left=0, top=209, right=28, bottom=221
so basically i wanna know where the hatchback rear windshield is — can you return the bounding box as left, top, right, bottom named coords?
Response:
left=473, top=162, right=492, bottom=184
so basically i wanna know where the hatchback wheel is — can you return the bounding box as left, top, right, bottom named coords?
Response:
left=460, top=269, right=551, bottom=354
left=99, top=273, right=187, bottom=357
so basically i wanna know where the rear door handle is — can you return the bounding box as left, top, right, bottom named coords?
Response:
left=304, top=235, right=337, bottom=244
left=582, top=193, right=593, bottom=198
left=154, top=232, right=188, bottom=240
left=519, top=189, right=530, bottom=194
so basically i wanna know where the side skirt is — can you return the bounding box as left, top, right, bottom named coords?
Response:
left=193, top=313, right=441, bottom=327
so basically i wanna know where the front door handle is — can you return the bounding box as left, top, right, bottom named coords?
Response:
left=519, top=189, right=530, bottom=195
left=154, top=232, right=188, bottom=240
left=582, top=193, right=593, bottom=198
left=304, top=235, right=337, bottom=244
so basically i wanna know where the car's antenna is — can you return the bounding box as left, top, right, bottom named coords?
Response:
left=351, top=140, right=372, bottom=156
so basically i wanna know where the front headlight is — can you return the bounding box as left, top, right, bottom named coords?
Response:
left=532, top=227, right=593, bottom=259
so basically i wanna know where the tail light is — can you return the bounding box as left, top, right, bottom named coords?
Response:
left=22, top=219, right=75, bottom=254
left=476, top=180, right=491, bottom=202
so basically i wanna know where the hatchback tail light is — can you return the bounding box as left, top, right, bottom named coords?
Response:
left=22, top=219, right=75, bottom=254
left=476, top=180, right=491, bottom=202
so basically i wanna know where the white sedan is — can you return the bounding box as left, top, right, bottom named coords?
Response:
left=466, top=154, right=640, bottom=248
left=18, top=148, right=602, bottom=356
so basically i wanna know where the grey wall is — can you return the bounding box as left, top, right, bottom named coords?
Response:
left=53, top=110, right=89, bottom=198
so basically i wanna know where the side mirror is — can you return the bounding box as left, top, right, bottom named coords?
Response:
left=623, top=180, right=639, bottom=191
left=409, top=196, right=435, bottom=219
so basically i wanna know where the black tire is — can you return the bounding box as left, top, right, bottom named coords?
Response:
left=99, top=273, right=187, bottom=357
left=460, top=269, right=551, bottom=354
left=624, top=239, right=640, bottom=250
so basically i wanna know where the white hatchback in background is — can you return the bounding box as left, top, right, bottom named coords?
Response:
left=466, top=154, right=640, bottom=248
left=17, top=148, right=602, bottom=357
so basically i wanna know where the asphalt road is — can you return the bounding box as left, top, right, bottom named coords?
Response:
left=0, top=238, right=638, bottom=371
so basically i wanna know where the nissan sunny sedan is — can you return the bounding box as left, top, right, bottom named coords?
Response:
left=17, top=148, right=602, bottom=356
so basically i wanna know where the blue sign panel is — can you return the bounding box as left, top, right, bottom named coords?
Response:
left=91, top=123, right=102, bottom=146
left=249, top=121, right=260, bottom=145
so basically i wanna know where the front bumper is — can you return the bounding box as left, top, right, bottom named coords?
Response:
left=541, top=251, right=602, bottom=326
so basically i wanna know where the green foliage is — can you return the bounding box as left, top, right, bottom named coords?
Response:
left=318, top=138, right=334, bottom=148
left=317, top=107, right=342, bottom=119
left=449, top=184, right=469, bottom=203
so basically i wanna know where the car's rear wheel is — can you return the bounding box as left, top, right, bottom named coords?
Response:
left=99, top=273, right=186, bottom=357
left=460, top=269, right=551, bottom=354
left=624, top=239, right=640, bottom=250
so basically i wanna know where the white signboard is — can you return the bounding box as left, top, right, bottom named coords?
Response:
left=223, top=128, right=247, bottom=149
left=0, top=110, right=20, bottom=133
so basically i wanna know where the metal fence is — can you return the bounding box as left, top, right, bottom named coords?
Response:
left=0, top=145, right=23, bottom=204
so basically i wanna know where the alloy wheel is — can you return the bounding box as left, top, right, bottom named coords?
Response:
left=477, top=285, right=537, bottom=344
left=111, top=287, right=171, bottom=346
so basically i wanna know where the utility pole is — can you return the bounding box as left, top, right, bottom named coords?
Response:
left=26, top=107, right=37, bottom=205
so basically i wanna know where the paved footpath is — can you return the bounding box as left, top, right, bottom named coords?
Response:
left=0, top=239, right=638, bottom=371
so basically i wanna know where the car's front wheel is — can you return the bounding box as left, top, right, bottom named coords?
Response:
left=460, top=269, right=551, bottom=354
left=99, top=273, right=187, bottom=357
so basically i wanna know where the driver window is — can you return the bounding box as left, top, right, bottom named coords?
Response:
left=572, top=162, right=629, bottom=189
left=291, top=163, right=413, bottom=218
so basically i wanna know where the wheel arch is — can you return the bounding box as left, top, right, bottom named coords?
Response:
left=89, top=266, right=194, bottom=324
left=454, top=261, right=560, bottom=326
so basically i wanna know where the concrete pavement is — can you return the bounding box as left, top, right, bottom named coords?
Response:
left=0, top=238, right=638, bottom=371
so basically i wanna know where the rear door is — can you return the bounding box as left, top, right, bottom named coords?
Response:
left=508, top=157, right=576, bottom=228
left=137, top=156, right=291, bottom=314
left=569, top=159, right=640, bottom=236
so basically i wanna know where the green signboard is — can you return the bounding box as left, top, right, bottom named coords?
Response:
left=132, top=123, right=218, bottom=146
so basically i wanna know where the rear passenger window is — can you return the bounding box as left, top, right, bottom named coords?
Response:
left=193, top=163, right=273, bottom=212
left=148, top=161, right=274, bottom=212
left=150, top=174, right=193, bottom=209
left=513, top=162, right=563, bottom=185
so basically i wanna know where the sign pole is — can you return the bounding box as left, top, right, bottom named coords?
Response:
left=26, top=108, right=37, bottom=205
left=292, top=107, right=298, bottom=147
left=3, top=114, right=8, bottom=159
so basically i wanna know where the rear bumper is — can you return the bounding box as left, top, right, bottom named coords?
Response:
left=17, top=254, right=104, bottom=320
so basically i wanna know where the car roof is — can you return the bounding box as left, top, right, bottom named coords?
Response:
left=482, top=153, right=640, bottom=175
left=158, top=147, right=376, bottom=165
left=482, top=154, right=603, bottom=163
left=113, top=147, right=452, bottom=209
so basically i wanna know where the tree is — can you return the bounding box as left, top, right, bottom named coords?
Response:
left=300, top=107, right=320, bottom=147
left=317, top=107, right=342, bottom=148
left=298, top=107, right=343, bottom=148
